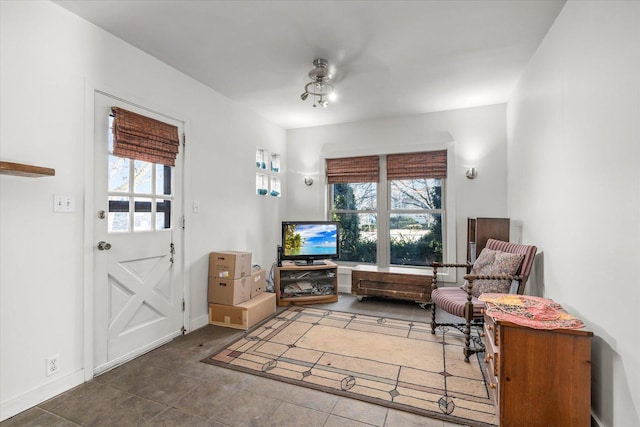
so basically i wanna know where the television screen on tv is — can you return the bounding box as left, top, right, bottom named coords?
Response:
left=281, top=221, right=339, bottom=265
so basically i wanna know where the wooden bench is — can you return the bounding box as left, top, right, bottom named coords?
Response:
left=351, top=265, right=433, bottom=305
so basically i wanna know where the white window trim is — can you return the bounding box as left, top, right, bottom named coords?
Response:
left=320, top=141, right=457, bottom=283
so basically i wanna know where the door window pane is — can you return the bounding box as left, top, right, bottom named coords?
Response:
left=133, top=160, right=153, bottom=194
left=108, top=196, right=130, bottom=232
left=134, top=197, right=153, bottom=232
left=156, top=199, right=171, bottom=229
left=108, top=156, right=130, bottom=192
left=156, top=164, right=172, bottom=195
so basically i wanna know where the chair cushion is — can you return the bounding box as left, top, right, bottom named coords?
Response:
left=463, top=248, right=524, bottom=297
left=432, top=287, right=485, bottom=318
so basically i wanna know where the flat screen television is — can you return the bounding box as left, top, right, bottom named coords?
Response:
left=281, top=221, right=339, bottom=265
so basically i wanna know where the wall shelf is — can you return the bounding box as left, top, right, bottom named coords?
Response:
left=255, top=147, right=281, bottom=197
left=0, top=161, right=55, bottom=177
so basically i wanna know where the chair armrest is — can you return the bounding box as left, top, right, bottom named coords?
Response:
left=463, top=274, right=526, bottom=297
left=464, top=273, right=525, bottom=282
left=431, top=261, right=473, bottom=289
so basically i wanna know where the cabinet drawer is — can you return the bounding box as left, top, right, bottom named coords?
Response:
left=482, top=330, right=500, bottom=416
left=483, top=331, right=499, bottom=377
left=484, top=313, right=499, bottom=348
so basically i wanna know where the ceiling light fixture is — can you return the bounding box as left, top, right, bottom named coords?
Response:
left=300, top=58, right=336, bottom=108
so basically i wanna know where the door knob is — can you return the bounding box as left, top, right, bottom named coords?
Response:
left=97, top=241, right=111, bottom=251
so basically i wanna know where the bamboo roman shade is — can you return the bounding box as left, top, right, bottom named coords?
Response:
left=111, top=107, right=180, bottom=166
left=387, top=150, right=447, bottom=180
left=326, top=156, right=380, bottom=183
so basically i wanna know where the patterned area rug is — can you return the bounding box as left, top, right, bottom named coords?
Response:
left=202, top=306, right=497, bottom=426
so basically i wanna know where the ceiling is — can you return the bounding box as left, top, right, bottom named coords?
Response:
left=54, top=0, right=565, bottom=130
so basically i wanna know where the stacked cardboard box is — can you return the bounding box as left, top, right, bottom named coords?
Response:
left=208, top=251, right=275, bottom=330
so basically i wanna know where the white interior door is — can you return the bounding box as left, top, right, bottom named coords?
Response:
left=93, top=92, right=184, bottom=374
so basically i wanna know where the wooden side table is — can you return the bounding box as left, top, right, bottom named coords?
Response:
left=482, top=309, right=593, bottom=425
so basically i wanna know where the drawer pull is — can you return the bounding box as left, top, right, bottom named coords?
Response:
left=484, top=354, right=493, bottom=363
left=489, top=382, right=497, bottom=389
left=487, top=325, right=494, bottom=331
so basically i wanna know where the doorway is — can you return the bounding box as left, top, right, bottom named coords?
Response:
left=92, top=92, right=185, bottom=374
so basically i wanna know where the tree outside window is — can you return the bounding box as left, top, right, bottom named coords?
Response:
left=328, top=151, right=446, bottom=267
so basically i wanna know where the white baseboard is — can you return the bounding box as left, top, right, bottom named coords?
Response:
left=190, top=313, right=209, bottom=331
left=0, top=369, right=85, bottom=422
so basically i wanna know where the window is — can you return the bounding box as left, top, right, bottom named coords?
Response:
left=328, top=150, right=446, bottom=267
left=108, top=116, right=174, bottom=232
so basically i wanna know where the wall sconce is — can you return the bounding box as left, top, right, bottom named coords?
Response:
left=466, top=167, right=477, bottom=180
left=304, top=176, right=314, bottom=186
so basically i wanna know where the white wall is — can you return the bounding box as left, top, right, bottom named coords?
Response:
left=287, top=104, right=510, bottom=266
left=0, top=1, right=285, bottom=420
left=507, top=1, right=640, bottom=425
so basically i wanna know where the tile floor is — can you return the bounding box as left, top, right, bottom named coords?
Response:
left=1, top=295, right=467, bottom=427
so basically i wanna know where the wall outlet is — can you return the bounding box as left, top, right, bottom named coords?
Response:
left=46, top=355, right=60, bottom=376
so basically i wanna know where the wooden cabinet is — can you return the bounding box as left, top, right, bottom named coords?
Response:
left=351, top=265, right=433, bottom=304
left=467, top=217, right=510, bottom=262
left=275, top=261, right=338, bottom=306
left=482, top=312, right=593, bottom=426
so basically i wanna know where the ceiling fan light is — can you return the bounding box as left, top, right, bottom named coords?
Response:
left=301, top=58, right=337, bottom=108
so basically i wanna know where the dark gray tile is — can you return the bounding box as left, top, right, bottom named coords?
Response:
left=143, top=347, right=204, bottom=370
left=172, top=382, right=244, bottom=419
left=0, top=408, right=79, bottom=427
left=144, top=407, right=211, bottom=426
left=87, top=395, right=166, bottom=426
left=96, top=358, right=174, bottom=394
left=324, top=414, right=377, bottom=427
left=385, top=408, right=445, bottom=427
left=262, top=402, right=328, bottom=427
left=42, top=380, right=166, bottom=426
left=196, top=364, right=256, bottom=390
left=241, top=375, right=338, bottom=413
left=331, top=397, right=388, bottom=427
left=165, top=325, right=245, bottom=354
left=136, top=370, right=202, bottom=405
left=39, top=381, right=128, bottom=418
left=202, top=389, right=282, bottom=427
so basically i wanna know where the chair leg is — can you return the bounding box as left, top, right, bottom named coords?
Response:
left=431, top=302, right=437, bottom=334
left=463, top=318, right=472, bottom=362
left=463, top=301, right=473, bottom=362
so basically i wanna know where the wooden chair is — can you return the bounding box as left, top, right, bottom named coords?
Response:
left=430, top=239, right=537, bottom=362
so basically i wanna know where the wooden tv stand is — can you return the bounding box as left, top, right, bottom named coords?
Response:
left=351, top=265, right=433, bottom=304
left=275, top=261, right=338, bottom=306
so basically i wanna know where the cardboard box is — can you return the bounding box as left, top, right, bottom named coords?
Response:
left=209, top=292, right=276, bottom=330
left=250, top=268, right=266, bottom=298
left=208, top=276, right=252, bottom=305
left=209, top=251, right=252, bottom=279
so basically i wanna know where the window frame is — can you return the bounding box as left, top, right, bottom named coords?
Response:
left=328, top=154, right=447, bottom=268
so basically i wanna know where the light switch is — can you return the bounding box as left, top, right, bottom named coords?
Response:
left=53, top=195, right=75, bottom=213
